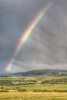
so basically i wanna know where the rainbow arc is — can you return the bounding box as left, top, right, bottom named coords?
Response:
left=6, top=2, right=54, bottom=72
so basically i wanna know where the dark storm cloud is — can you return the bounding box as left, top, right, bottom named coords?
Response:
left=12, top=0, right=67, bottom=72
left=0, top=0, right=67, bottom=73
left=0, top=0, right=53, bottom=73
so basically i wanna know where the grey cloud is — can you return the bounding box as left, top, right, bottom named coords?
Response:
left=0, top=0, right=67, bottom=74
left=12, top=0, right=67, bottom=72
left=0, top=0, right=52, bottom=73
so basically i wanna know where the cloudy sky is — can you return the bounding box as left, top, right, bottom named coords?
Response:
left=0, top=0, right=67, bottom=74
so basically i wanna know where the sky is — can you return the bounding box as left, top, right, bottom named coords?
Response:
left=0, top=0, right=67, bottom=74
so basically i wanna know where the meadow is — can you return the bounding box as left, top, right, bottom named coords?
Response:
left=0, top=70, right=67, bottom=100
left=0, top=92, right=67, bottom=100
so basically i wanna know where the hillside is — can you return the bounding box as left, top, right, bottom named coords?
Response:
left=14, top=69, right=67, bottom=76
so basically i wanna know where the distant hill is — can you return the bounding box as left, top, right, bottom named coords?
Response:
left=14, top=69, right=67, bottom=76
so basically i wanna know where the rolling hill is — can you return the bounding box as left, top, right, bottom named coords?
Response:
left=14, top=69, right=67, bottom=76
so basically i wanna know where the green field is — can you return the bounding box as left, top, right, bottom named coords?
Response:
left=0, top=75, right=67, bottom=92
left=0, top=71, right=67, bottom=100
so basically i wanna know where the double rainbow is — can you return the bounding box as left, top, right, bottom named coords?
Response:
left=6, top=2, right=54, bottom=72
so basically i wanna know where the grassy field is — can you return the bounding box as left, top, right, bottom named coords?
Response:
left=0, top=75, right=67, bottom=91
left=0, top=92, right=67, bottom=100
left=0, top=72, right=67, bottom=99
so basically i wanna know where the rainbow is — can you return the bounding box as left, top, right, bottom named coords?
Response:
left=6, top=2, right=54, bottom=72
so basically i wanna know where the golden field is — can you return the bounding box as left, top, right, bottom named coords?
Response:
left=0, top=91, right=67, bottom=100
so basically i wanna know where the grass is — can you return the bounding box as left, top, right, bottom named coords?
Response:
left=0, top=75, right=67, bottom=92
left=0, top=74, right=67, bottom=99
left=7, top=84, right=67, bottom=92
left=0, top=92, right=67, bottom=100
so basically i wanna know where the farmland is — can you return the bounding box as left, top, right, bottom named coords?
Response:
left=0, top=92, right=67, bottom=100
left=0, top=69, right=67, bottom=100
